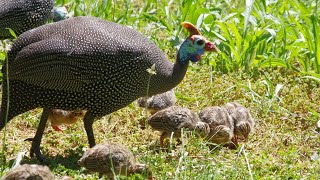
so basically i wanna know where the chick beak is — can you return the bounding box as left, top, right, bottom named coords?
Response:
left=205, top=41, right=218, bottom=52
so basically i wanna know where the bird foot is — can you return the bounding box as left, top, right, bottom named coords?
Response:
left=52, top=125, right=65, bottom=132
left=30, top=143, right=45, bottom=162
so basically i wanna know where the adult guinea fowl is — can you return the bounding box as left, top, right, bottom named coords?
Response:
left=0, top=16, right=217, bottom=162
left=0, top=0, right=55, bottom=39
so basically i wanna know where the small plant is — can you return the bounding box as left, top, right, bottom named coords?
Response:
left=240, top=74, right=284, bottom=115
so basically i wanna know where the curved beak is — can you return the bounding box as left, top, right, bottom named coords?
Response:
left=205, top=41, right=218, bottom=52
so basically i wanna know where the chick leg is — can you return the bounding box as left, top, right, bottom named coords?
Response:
left=84, top=112, right=96, bottom=148
left=30, top=108, right=51, bottom=162
left=160, top=132, right=167, bottom=147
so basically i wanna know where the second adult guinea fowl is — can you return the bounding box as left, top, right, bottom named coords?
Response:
left=0, top=16, right=217, bottom=161
left=0, top=0, right=55, bottom=39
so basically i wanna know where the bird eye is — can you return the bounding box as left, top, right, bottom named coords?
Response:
left=196, top=39, right=204, bottom=46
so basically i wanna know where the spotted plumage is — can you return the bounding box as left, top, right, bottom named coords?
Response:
left=199, top=106, right=234, bottom=145
left=137, top=89, right=176, bottom=114
left=0, top=17, right=217, bottom=161
left=224, top=102, right=254, bottom=144
left=2, top=164, right=55, bottom=180
left=0, top=0, right=55, bottom=39
left=148, top=106, right=210, bottom=147
left=79, top=143, right=152, bottom=179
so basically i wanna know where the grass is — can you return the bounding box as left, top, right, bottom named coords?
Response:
left=1, top=0, right=320, bottom=179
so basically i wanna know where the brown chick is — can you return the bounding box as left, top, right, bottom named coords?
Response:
left=138, top=89, right=176, bottom=114
left=79, top=143, right=152, bottom=180
left=224, top=102, right=254, bottom=144
left=48, top=109, right=84, bottom=131
left=2, top=164, right=55, bottom=180
left=199, top=106, right=234, bottom=147
left=148, top=106, right=209, bottom=147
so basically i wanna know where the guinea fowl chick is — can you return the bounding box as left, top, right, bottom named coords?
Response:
left=48, top=109, right=84, bottom=131
left=138, top=89, right=176, bottom=114
left=224, top=102, right=254, bottom=144
left=2, top=164, right=55, bottom=180
left=148, top=106, right=210, bottom=147
left=79, top=143, right=152, bottom=180
left=199, top=106, right=234, bottom=147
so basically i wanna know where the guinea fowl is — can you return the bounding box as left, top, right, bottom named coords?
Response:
left=52, top=6, right=71, bottom=22
left=137, top=89, right=176, bottom=114
left=224, top=102, right=254, bottom=144
left=0, top=0, right=55, bottom=39
left=199, top=106, right=234, bottom=147
left=48, top=109, right=84, bottom=131
left=0, top=17, right=217, bottom=161
left=148, top=106, right=210, bottom=147
left=79, top=143, right=152, bottom=179
left=2, top=164, right=55, bottom=180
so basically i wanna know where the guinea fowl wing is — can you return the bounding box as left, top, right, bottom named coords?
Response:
left=7, top=17, right=150, bottom=92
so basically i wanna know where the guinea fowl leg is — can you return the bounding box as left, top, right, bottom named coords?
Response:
left=83, top=112, right=96, bottom=148
left=30, top=108, right=51, bottom=162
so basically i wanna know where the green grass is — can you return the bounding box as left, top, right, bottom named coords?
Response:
left=1, top=0, right=320, bottom=179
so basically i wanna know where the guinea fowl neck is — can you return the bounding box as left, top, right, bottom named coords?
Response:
left=148, top=50, right=189, bottom=96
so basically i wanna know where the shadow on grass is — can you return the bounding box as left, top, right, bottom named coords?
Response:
left=19, top=146, right=84, bottom=171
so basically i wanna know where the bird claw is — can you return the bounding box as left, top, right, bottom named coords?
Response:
left=52, top=125, right=64, bottom=132
left=30, top=143, right=45, bottom=162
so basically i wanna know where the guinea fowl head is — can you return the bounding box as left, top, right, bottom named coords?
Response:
left=52, top=6, right=71, bottom=22
left=194, top=121, right=210, bottom=137
left=235, top=121, right=252, bottom=141
left=178, top=22, right=218, bottom=64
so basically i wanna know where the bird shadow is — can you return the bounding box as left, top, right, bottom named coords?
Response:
left=19, top=146, right=84, bottom=171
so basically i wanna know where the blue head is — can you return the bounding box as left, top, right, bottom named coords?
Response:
left=53, top=6, right=70, bottom=22
left=178, top=22, right=218, bottom=64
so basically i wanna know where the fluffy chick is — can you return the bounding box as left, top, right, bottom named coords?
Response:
left=79, top=143, right=152, bottom=179
left=224, top=102, right=254, bottom=144
left=48, top=109, right=84, bottom=131
left=148, top=106, right=209, bottom=147
left=138, top=89, right=176, bottom=114
left=2, top=164, right=55, bottom=180
left=199, top=106, right=234, bottom=146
